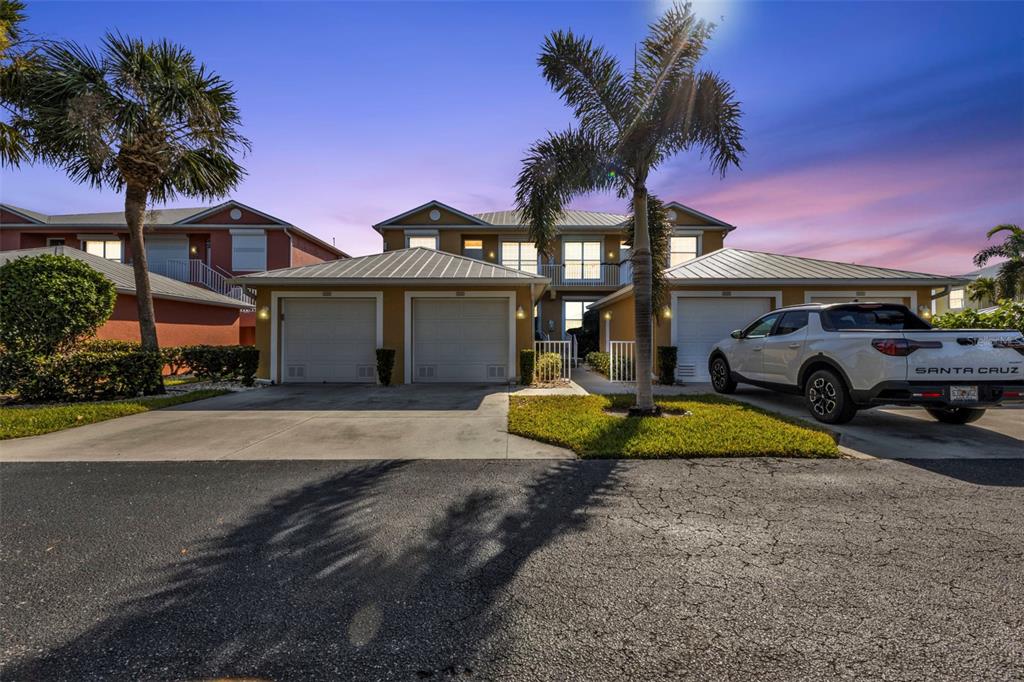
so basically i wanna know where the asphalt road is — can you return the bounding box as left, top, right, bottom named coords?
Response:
left=1, top=459, right=1022, bottom=681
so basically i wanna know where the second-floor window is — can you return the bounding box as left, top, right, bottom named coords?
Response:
left=501, top=240, right=538, bottom=274
left=949, top=289, right=965, bottom=309
left=407, top=234, right=438, bottom=249
left=564, top=239, right=602, bottom=280
left=84, top=239, right=122, bottom=261
left=463, top=238, right=484, bottom=260
left=231, top=230, right=267, bottom=271
left=669, top=235, right=699, bottom=267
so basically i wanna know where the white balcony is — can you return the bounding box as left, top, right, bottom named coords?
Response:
left=538, top=263, right=628, bottom=287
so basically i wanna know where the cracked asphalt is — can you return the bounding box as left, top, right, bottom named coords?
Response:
left=1, top=459, right=1022, bottom=681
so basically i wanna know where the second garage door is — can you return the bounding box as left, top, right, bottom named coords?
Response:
left=281, top=298, right=377, bottom=383
left=412, top=298, right=509, bottom=382
left=674, top=297, right=772, bottom=381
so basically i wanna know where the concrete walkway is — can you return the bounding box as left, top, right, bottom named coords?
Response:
left=0, top=384, right=573, bottom=462
left=573, top=367, right=1024, bottom=460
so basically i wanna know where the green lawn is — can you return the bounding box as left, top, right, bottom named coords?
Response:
left=508, top=394, right=839, bottom=458
left=0, top=390, right=229, bottom=440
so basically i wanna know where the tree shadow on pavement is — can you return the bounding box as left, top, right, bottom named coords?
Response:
left=2, top=459, right=620, bottom=680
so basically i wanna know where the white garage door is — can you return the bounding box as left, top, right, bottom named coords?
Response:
left=281, top=298, right=377, bottom=383
left=412, top=298, right=509, bottom=382
left=146, top=236, right=189, bottom=276
left=674, top=297, right=772, bottom=381
left=809, top=295, right=908, bottom=305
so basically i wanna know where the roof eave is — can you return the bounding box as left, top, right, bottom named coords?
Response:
left=230, top=276, right=550, bottom=287
left=664, top=277, right=969, bottom=286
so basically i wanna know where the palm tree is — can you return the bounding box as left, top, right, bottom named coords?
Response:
left=0, top=0, right=41, bottom=167
left=965, top=277, right=997, bottom=306
left=974, top=224, right=1024, bottom=301
left=17, top=33, right=249, bottom=357
left=515, top=2, right=744, bottom=414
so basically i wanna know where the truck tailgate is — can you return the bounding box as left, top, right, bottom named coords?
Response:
left=904, top=331, right=1024, bottom=381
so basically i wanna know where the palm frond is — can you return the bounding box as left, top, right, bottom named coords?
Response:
left=513, top=128, right=620, bottom=256
left=658, top=70, right=745, bottom=176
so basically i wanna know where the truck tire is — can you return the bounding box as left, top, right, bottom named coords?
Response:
left=710, top=356, right=737, bottom=394
left=925, top=407, right=986, bottom=424
left=805, top=369, right=858, bottom=424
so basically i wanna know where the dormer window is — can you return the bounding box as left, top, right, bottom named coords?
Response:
left=406, top=230, right=439, bottom=250
left=669, top=235, right=700, bottom=267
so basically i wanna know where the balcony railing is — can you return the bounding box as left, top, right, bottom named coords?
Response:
left=150, top=258, right=254, bottom=306
left=538, top=262, right=631, bottom=287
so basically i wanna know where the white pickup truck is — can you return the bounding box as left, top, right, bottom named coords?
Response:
left=708, top=302, right=1024, bottom=424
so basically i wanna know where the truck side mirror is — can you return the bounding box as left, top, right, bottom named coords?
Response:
left=730, top=329, right=743, bottom=339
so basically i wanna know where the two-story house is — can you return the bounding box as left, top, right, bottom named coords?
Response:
left=0, top=200, right=348, bottom=344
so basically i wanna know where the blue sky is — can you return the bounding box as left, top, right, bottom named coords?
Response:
left=2, top=1, right=1022, bottom=273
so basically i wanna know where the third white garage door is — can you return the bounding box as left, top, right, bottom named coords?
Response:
left=674, top=296, right=772, bottom=381
left=412, top=298, right=510, bottom=382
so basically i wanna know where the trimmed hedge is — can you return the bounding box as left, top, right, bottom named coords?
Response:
left=376, top=348, right=396, bottom=386
left=179, top=345, right=259, bottom=385
left=586, top=351, right=610, bottom=377
left=657, top=346, right=677, bottom=385
left=519, top=349, right=536, bottom=385
left=14, top=348, right=164, bottom=403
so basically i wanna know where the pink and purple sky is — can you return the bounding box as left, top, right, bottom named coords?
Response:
left=2, top=1, right=1022, bottom=275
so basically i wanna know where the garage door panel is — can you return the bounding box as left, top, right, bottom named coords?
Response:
left=413, top=298, right=509, bottom=382
left=282, top=298, right=377, bottom=383
left=674, top=297, right=771, bottom=381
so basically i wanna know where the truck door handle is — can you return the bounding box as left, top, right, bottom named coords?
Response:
left=752, top=347, right=762, bottom=352
left=788, top=343, right=801, bottom=348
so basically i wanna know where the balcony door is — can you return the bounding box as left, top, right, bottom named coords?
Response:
left=563, top=239, right=602, bottom=281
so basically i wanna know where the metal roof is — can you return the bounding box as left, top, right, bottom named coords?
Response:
left=2, top=204, right=207, bottom=226
left=665, top=248, right=964, bottom=284
left=957, top=263, right=1004, bottom=280
left=472, top=209, right=629, bottom=227
left=230, top=247, right=550, bottom=285
left=0, top=247, right=250, bottom=308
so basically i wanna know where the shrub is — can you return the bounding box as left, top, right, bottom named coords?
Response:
left=519, top=349, right=536, bottom=385
left=932, top=299, right=1024, bottom=333
left=179, top=345, right=259, bottom=385
left=587, top=351, right=610, bottom=376
left=657, top=346, right=677, bottom=385
left=0, top=254, right=116, bottom=355
left=15, top=348, right=163, bottom=403
left=535, top=352, right=563, bottom=382
left=376, top=348, right=396, bottom=386
left=0, top=349, right=34, bottom=393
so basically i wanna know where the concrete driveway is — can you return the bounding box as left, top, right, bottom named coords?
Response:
left=0, top=385, right=573, bottom=462
left=573, top=368, right=1023, bottom=459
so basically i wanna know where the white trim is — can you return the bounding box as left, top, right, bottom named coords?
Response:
left=373, top=200, right=490, bottom=230
left=670, top=290, right=784, bottom=353
left=403, top=290, right=517, bottom=384
left=270, top=291, right=384, bottom=384
left=803, top=289, right=917, bottom=309
left=174, top=200, right=290, bottom=227
left=669, top=232, right=703, bottom=267
left=662, top=201, right=734, bottom=229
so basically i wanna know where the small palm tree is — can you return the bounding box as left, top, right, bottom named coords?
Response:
left=17, top=33, right=249, bottom=358
left=965, top=277, right=997, bottom=306
left=515, top=2, right=744, bottom=413
left=974, top=224, right=1024, bottom=301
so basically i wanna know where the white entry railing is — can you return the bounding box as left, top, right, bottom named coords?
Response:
left=538, top=263, right=621, bottom=287
left=152, top=258, right=254, bottom=306
left=534, top=340, right=572, bottom=382
left=610, top=340, right=636, bottom=383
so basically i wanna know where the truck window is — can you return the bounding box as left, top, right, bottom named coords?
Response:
left=772, top=311, right=809, bottom=336
left=820, top=305, right=931, bottom=331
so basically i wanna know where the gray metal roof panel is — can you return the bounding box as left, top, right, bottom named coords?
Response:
left=473, top=209, right=629, bottom=227
left=0, top=247, right=249, bottom=308
left=231, top=247, right=547, bottom=283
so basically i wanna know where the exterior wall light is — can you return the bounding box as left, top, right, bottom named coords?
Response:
left=604, top=310, right=612, bottom=320
left=488, top=251, right=496, bottom=259
left=189, top=245, right=198, bottom=255
left=662, top=306, right=672, bottom=319
left=516, top=305, right=526, bottom=319
left=918, top=306, right=932, bottom=320
left=257, top=305, right=270, bottom=320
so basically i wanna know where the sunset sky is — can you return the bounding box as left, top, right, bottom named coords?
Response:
left=2, top=1, right=1022, bottom=275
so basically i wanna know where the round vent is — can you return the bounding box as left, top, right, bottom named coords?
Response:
left=428, top=209, right=441, bottom=221
left=666, top=209, right=677, bottom=221
left=229, top=208, right=242, bottom=220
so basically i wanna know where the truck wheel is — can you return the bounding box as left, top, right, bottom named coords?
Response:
left=710, top=356, right=737, bottom=394
left=925, top=407, right=986, bottom=424
left=805, top=369, right=857, bottom=424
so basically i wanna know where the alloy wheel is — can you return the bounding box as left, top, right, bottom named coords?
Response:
left=808, top=376, right=838, bottom=417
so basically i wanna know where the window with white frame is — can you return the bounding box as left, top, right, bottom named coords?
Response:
left=669, top=235, right=699, bottom=267
left=407, top=233, right=438, bottom=250
left=564, top=239, right=602, bottom=279
left=949, top=288, right=965, bottom=309
left=563, top=300, right=594, bottom=335
left=231, top=230, right=267, bottom=271
left=501, top=240, right=538, bottom=273
left=84, top=239, right=122, bottom=261
left=462, top=238, right=484, bottom=260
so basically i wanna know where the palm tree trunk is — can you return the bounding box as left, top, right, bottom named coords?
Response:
left=124, top=185, right=164, bottom=393
left=630, top=187, right=658, bottom=415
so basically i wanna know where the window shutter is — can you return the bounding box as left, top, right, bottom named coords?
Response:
left=231, top=230, right=267, bottom=271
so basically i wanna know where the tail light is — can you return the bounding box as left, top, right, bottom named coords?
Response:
left=871, top=338, right=943, bottom=356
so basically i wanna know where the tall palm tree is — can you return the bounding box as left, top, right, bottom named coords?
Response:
left=965, top=277, right=997, bottom=306
left=0, top=0, right=40, bottom=167
left=17, top=34, right=249, bottom=357
left=974, top=224, right=1023, bottom=301
left=515, top=2, right=744, bottom=414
